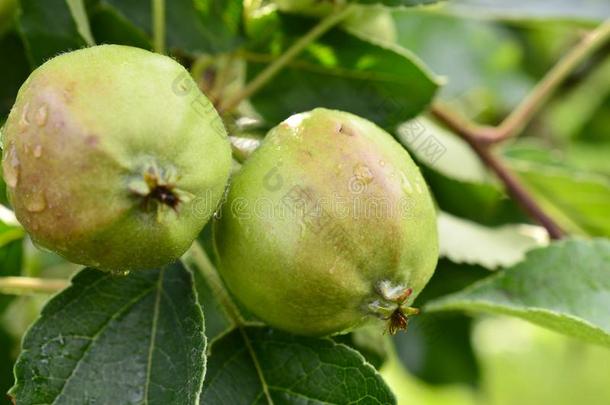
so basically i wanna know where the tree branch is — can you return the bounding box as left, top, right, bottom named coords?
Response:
left=429, top=19, right=610, bottom=239
left=432, top=109, right=565, bottom=239
left=0, top=276, right=68, bottom=295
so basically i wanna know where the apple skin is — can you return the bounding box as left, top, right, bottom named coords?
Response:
left=214, top=108, right=438, bottom=336
left=2, top=45, right=232, bottom=272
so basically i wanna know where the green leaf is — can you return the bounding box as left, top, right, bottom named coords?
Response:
left=543, top=54, right=610, bottom=141
left=0, top=240, right=22, bottom=314
left=192, top=269, right=233, bottom=343
left=201, top=327, right=396, bottom=404
left=0, top=30, right=29, bottom=120
left=182, top=234, right=234, bottom=344
left=10, top=263, right=206, bottom=405
left=0, top=208, right=23, bottom=314
left=424, top=167, right=527, bottom=226
left=0, top=227, right=22, bottom=258
left=65, top=0, right=95, bottom=46
left=393, top=9, right=532, bottom=113
left=100, top=0, right=243, bottom=54
left=89, top=2, right=152, bottom=50
left=249, top=15, right=440, bottom=129
left=393, top=259, right=488, bottom=387
left=164, top=0, right=243, bottom=53
left=0, top=0, right=17, bottom=36
left=0, top=326, right=17, bottom=402
left=503, top=140, right=610, bottom=177
left=417, top=259, right=492, bottom=306
left=394, top=313, right=479, bottom=386
left=446, top=0, right=610, bottom=23
left=353, top=0, right=439, bottom=6
left=579, top=95, right=610, bottom=144
left=17, top=0, right=87, bottom=67
left=438, top=211, right=548, bottom=269
left=334, top=325, right=390, bottom=369
left=0, top=180, right=7, bottom=209
left=510, top=161, right=610, bottom=237
left=182, top=239, right=261, bottom=344
left=0, top=207, right=23, bottom=249
left=426, top=238, right=610, bottom=348
left=397, top=117, right=489, bottom=183
left=561, top=143, right=610, bottom=176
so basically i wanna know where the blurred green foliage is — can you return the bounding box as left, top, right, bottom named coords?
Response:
left=0, top=0, right=609, bottom=403
left=383, top=317, right=610, bottom=405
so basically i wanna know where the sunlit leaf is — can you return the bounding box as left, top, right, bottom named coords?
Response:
left=427, top=239, right=610, bottom=348
left=201, top=327, right=395, bottom=404
left=10, top=263, right=206, bottom=405
left=438, top=211, right=548, bottom=269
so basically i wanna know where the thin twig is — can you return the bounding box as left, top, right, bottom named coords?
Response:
left=428, top=20, right=610, bottom=239
left=186, top=242, right=244, bottom=324
left=209, top=53, right=237, bottom=106
left=0, top=276, right=68, bottom=295
left=187, top=242, right=274, bottom=399
left=437, top=116, right=565, bottom=239
left=434, top=19, right=610, bottom=145
left=429, top=106, right=497, bottom=143
left=218, top=5, right=354, bottom=114
left=496, top=19, right=610, bottom=141
left=152, top=0, right=166, bottom=54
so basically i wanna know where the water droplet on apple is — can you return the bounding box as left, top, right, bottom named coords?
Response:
left=34, top=144, right=43, bottom=158
left=19, top=102, right=31, bottom=132
left=399, top=172, right=413, bottom=195
left=4, top=144, right=20, bottom=187
left=26, top=192, right=46, bottom=212
left=35, top=104, right=48, bottom=127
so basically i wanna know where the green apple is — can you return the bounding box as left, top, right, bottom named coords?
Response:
left=2, top=45, right=232, bottom=272
left=214, top=108, right=438, bottom=336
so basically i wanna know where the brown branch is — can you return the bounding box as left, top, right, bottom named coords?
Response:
left=428, top=19, right=610, bottom=239
left=433, top=106, right=564, bottom=240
